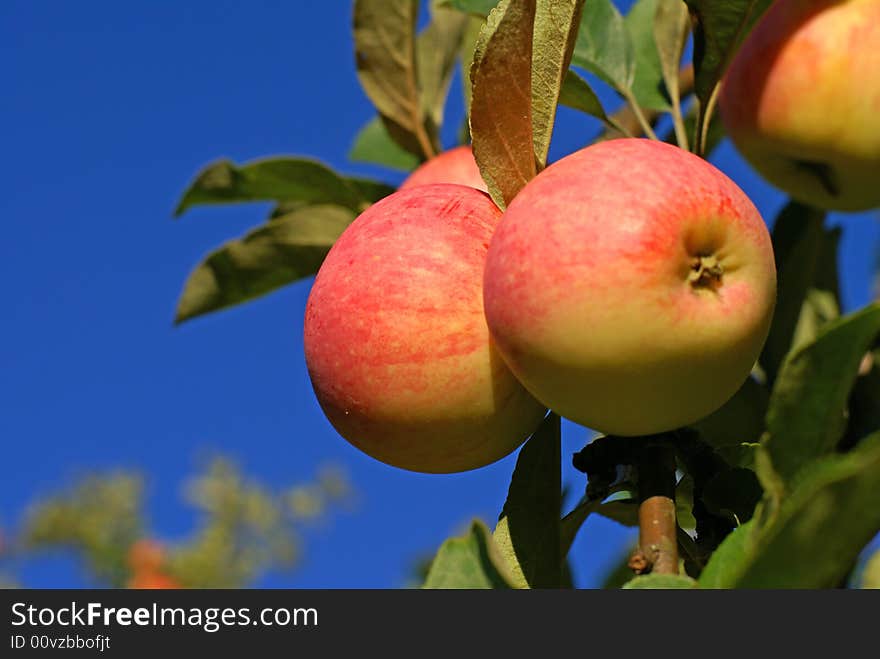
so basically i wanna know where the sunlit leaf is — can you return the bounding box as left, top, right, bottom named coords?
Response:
left=349, top=117, right=422, bottom=171
left=571, top=0, right=634, bottom=94
left=559, top=69, right=622, bottom=132
left=531, top=0, right=586, bottom=168
left=469, top=0, right=537, bottom=208
left=417, top=0, right=469, bottom=130
left=353, top=0, right=437, bottom=157
left=625, top=0, right=669, bottom=111
left=652, top=0, right=690, bottom=115
left=423, top=520, right=515, bottom=588
left=175, top=205, right=356, bottom=323
left=175, top=158, right=366, bottom=216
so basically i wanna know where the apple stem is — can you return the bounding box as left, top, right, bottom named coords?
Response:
left=630, top=443, right=680, bottom=575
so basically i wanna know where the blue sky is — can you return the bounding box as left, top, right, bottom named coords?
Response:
left=2, top=1, right=878, bottom=588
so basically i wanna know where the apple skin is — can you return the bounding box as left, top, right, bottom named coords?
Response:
left=483, top=139, right=777, bottom=436
left=304, top=184, right=547, bottom=473
left=400, top=146, right=488, bottom=193
left=720, top=0, right=880, bottom=211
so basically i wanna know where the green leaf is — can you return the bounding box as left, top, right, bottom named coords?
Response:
left=353, top=0, right=437, bottom=158
left=571, top=0, right=634, bottom=94
left=625, top=0, right=670, bottom=112
left=349, top=117, right=422, bottom=171
left=441, top=0, right=499, bottom=16
left=530, top=0, right=587, bottom=169
left=622, top=574, right=697, bottom=589
left=760, top=202, right=828, bottom=384
left=469, top=0, right=537, bottom=208
left=175, top=158, right=365, bottom=217
left=763, top=303, right=880, bottom=485
left=684, top=0, right=773, bottom=107
left=737, top=433, right=880, bottom=588
left=417, top=1, right=469, bottom=131
left=494, top=413, right=562, bottom=588
left=175, top=205, right=356, bottom=323
left=652, top=0, right=690, bottom=112
left=689, top=376, right=768, bottom=450
left=344, top=177, right=397, bottom=204
left=423, top=520, right=515, bottom=588
left=697, top=519, right=755, bottom=588
left=559, top=69, right=622, bottom=132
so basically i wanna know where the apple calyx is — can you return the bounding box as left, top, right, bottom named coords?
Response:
left=689, top=254, right=724, bottom=291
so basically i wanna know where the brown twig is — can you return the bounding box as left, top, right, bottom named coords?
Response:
left=630, top=443, right=680, bottom=575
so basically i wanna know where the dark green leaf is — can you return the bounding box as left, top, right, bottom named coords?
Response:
left=625, top=0, right=670, bottom=111
left=417, top=1, right=469, bottom=130
left=531, top=0, right=587, bottom=169
left=423, top=520, right=515, bottom=588
left=689, top=375, right=768, bottom=450
left=701, top=468, right=762, bottom=525
left=349, top=117, right=422, bottom=171
left=764, top=303, right=880, bottom=485
left=844, top=350, right=880, bottom=447
left=440, top=0, right=499, bottom=16
left=494, top=413, right=562, bottom=588
left=470, top=0, right=537, bottom=208
left=560, top=497, right=602, bottom=558
left=175, top=158, right=365, bottom=217
left=559, top=69, right=622, bottom=131
left=697, top=519, right=755, bottom=588
left=344, top=177, right=396, bottom=204
left=760, top=202, right=828, bottom=384
left=684, top=0, right=773, bottom=106
left=571, top=0, right=634, bottom=94
left=622, top=574, right=697, bottom=589
left=738, top=433, right=880, bottom=588
left=175, top=205, right=356, bottom=323
left=353, top=0, right=437, bottom=157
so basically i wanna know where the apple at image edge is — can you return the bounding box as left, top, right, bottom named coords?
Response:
left=720, top=0, right=880, bottom=212
left=483, top=138, right=778, bottom=437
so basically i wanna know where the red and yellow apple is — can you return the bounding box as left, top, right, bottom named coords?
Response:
left=400, top=146, right=488, bottom=192
left=304, top=184, right=547, bottom=473
left=720, top=0, right=880, bottom=211
left=483, top=139, right=777, bottom=436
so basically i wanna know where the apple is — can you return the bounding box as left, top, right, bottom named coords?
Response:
left=720, top=0, right=880, bottom=211
left=127, top=573, right=181, bottom=589
left=127, top=539, right=166, bottom=574
left=400, top=145, right=488, bottom=192
left=304, top=183, right=547, bottom=473
left=483, top=138, right=777, bottom=436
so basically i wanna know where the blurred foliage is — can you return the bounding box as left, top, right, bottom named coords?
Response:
left=5, top=457, right=352, bottom=589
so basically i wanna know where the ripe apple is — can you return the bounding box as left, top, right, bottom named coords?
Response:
left=400, top=145, right=488, bottom=192
left=127, top=572, right=181, bottom=589
left=720, top=0, right=880, bottom=211
left=304, top=184, right=547, bottom=473
left=483, top=139, right=777, bottom=436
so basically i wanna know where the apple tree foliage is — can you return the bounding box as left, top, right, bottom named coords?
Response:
left=0, top=458, right=352, bottom=588
left=171, top=0, right=880, bottom=588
